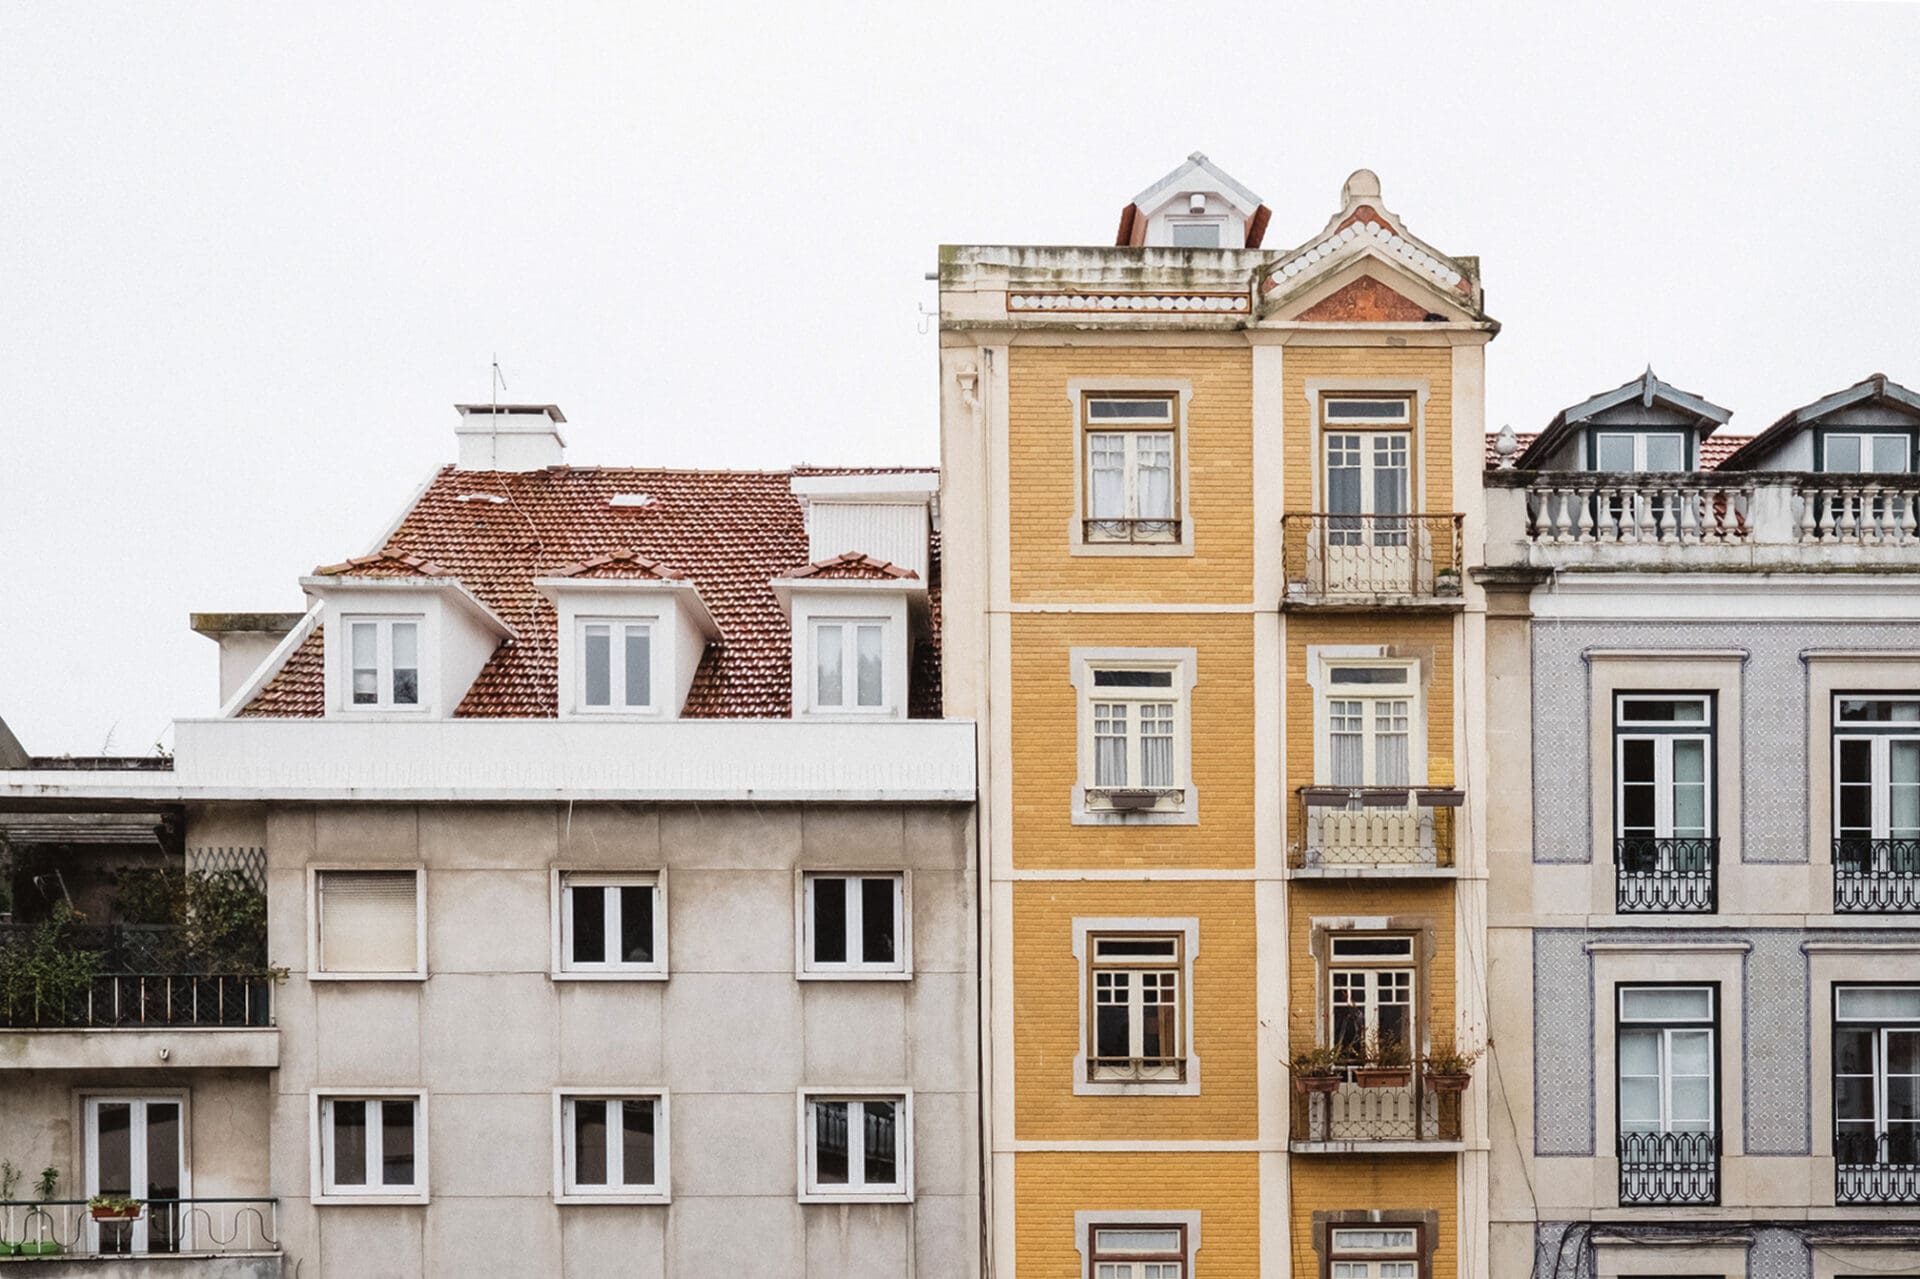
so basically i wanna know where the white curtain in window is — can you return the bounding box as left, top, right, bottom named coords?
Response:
left=1089, top=434, right=1126, bottom=519
left=1140, top=702, right=1174, bottom=787
left=855, top=625, right=883, bottom=707
left=1330, top=699, right=1364, bottom=786
left=318, top=871, right=418, bottom=973
left=1895, top=741, right=1920, bottom=837
left=816, top=624, right=843, bottom=706
left=1094, top=703, right=1128, bottom=787
left=1137, top=433, right=1173, bottom=520
left=1374, top=700, right=1410, bottom=786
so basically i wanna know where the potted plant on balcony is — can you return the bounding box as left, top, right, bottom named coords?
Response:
left=14, top=1167, right=63, bottom=1257
left=1422, top=1032, right=1487, bottom=1093
left=1353, top=1030, right=1414, bottom=1088
left=87, top=1194, right=142, bottom=1222
left=1289, top=1044, right=1344, bottom=1094
left=1434, top=566, right=1462, bottom=596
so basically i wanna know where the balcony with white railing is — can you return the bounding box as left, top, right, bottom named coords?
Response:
left=1289, top=788, right=1460, bottom=877
left=1485, top=471, right=1920, bottom=572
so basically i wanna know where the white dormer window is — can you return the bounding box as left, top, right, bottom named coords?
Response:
left=813, top=619, right=887, bottom=711
left=346, top=616, right=422, bottom=709
left=579, top=620, right=653, bottom=712
left=1167, top=217, right=1224, bottom=248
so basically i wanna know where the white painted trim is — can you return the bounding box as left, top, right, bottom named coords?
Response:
left=549, top=868, right=669, bottom=981
left=306, top=864, right=427, bottom=981
left=79, top=1090, right=192, bottom=1255
left=310, top=1088, right=429, bottom=1206
left=551, top=1088, right=671, bottom=1205
left=1300, top=376, right=1433, bottom=513
left=793, top=869, right=914, bottom=981
left=1068, top=646, right=1200, bottom=826
left=795, top=1087, right=914, bottom=1204
left=1066, top=377, right=1195, bottom=558
left=216, top=603, right=321, bottom=719
left=1023, top=1139, right=1280, bottom=1152
left=1582, top=942, right=1752, bottom=954
left=1071, top=916, right=1201, bottom=1097
left=1008, top=602, right=1256, bottom=613
left=1010, top=868, right=1276, bottom=881
left=1305, top=645, right=1430, bottom=787
left=1074, top=1209, right=1202, bottom=1279
left=1530, top=573, right=1920, bottom=622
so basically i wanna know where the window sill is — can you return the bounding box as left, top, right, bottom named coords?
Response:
left=1073, top=1057, right=1200, bottom=1097
left=799, top=1190, right=914, bottom=1205
left=309, top=971, right=428, bottom=983
left=796, top=969, right=914, bottom=983
left=314, top=1193, right=429, bottom=1207
left=550, top=969, right=670, bottom=982
left=1070, top=540, right=1194, bottom=559
left=1072, top=786, right=1199, bottom=827
left=556, top=1192, right=671, bottom=1206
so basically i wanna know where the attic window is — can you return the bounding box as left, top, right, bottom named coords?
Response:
left=609, top=494, right=654, bottom=508
left=1168, top=219, right=1223, bottom=248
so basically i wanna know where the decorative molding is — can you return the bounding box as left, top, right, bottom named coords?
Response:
left=1008, top=290, right=1249, bottom=314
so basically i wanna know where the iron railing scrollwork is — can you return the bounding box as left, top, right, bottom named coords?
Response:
left=1083, top=517, right=1181, bottom=544
left=0, top=1197, right=279, bottom=1258
left=1614, top=837, right=1718, bottom=913
left=1833, top=838, right=1920, bottom=913
left=1290, top=1070, right=1461, bottom=1145
left=1836, top=1128, right=1920, bottom=1204
left=1280, top=513, right=1464, bottom=602
left=1617, top=1130, right=1719, bottom=1205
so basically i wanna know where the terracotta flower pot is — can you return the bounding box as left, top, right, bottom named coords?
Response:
left=1354, top=1066, right=1413, bottom=1088
left=1293, top=1074, right=1342, bottom=1095
left=1426, top=1072, right=1471, bottom=1093
left=90, top=1206, right=141, bottom=1222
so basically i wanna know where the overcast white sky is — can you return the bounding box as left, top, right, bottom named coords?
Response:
left=3, top=2, right=1917, bottom=754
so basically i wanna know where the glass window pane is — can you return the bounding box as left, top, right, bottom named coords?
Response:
left=1838, top=987, right=1920, bottom=1021
left=1619, top=1077, right=1661, bottom=1130
left=351, top=623, right=378, bottom=704
left=570, top=885, right=606, bottom=965
left=1668, top=1028, right=1712, bottom=1075
left=812, top=878, right=847, bottom=964
left=619, top=886, right=653, bottom=964
left=856, top=625, right=883, bottom=707
left=390, top=623, right=418, bottom=704
left=624, top=628, right=651, bottom=707
left=860, top=877, right=895, bottom=964
left=1097, top=1228, right=1184, bottom=1253
left=1836, top=1026, right=1877, bottom=1073
left=381, top=1100, right=415, bottom=1186
left=1138, top=433, right=1174, bottom=520
left=145, top=1103, right=181, bottom=1201
left=621, top=1099, right=655, bottom=1187
left=96, top=1103, right=132, bottom=1197
left=1889, top=1030, right=1920, bottom=1075
left=1645, top=434, right=1684, bottom=471
left=813, top=1101, right=848, bottom=1184
left=1326, top=437, right=1362, bottom=516
left=1171, top=221, right=1219, bottom=248
left=1621, top=986, right=1712, bottom=1021
left=1596, top=435, right=1634, bottom=472
left=1670, top=1077, right=1713, bottom=1127
left=816, top=625, right=843, bottom=707
left=331, top=1101, right=367, bottom=1186
left=1618, top=1028, right=1660, bottom=1075
left=1093, top=670, right=1174, bottom=688
left=1828, top=435, right=1863, bottom=473
left=1095, top=992, right=1131, bottom=1058
left=1088, top=398, right=1172, bottom=422
left=1088, top=434, right=1125, bottom=519
left=573, top=1099, right=608, bottom=1186
left=862, top=1101, right=897, bottom=1186
left=584, top=625, right=611, bottom=707
left=1836, top=1075, right=1877, bottom=1122
left=1876, top=435, right=1910, bottom=473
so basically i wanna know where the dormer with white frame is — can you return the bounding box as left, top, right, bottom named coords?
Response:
left=300, top=553, right=515, bottom=719
left=1113, top=152, right=1271, bottom=250
left=773, top=554, right=926, bottom=720
left=534, top=551, right=721, bottom=720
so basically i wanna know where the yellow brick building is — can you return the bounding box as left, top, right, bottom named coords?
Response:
left=941, top=154, right=1497, bottom=1278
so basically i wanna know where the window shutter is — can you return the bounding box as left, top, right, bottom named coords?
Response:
left=319, top=871, right=419, bottom=973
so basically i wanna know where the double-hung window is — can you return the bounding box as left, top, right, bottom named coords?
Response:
left=346, top=616, right=421, bottom=709
left=558, top=873, right=662, bottom=976
left=316, top=1092, right=425, bottom=1201
left=1087, top=934, right=1184, bottom=1082
left=1614, top=694, right=1716, bottom=913
left=801, top=873, right=906, bottom=977
left=1090, top=669, right=1178, bottom=793
left=813, top=619, right=886, bottom=711
left=1326, top=664, right=1416, bottom=788
left=1834, top=985, right=1920, bottom=1203
left=1083, top=393, right=1178, bottom=543
left=578, top=620, right=652, bottom=712
left=1833, top=696, right=1920, bottom=911
left=1329, top=1226, right=1422, bottom=1278
left=800, top=1091, right=910, bottom=1202
left=1089, top=1224, right=1188, bottom=1278
left=557, top=1092, right=666, bottom=1202
left=1327, top=935, right=1414, bottom=1056
left=1617, top=985, right=1718, bottom=1206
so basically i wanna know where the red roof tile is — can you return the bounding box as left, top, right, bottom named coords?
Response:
left=242, top=467, right=939, bottom=720
left=311, top=551, right=454, bottom=578
left=1485, top=432, right=1752, bottom=471
left=780, top=552, right=919, bottom=582
left=548, top=549, right=686, bottom=581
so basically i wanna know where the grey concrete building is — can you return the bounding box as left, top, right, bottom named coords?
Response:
left=1484, top=372, right=1920, bottom=1278
left=0, top=408, right=980, bottom=1278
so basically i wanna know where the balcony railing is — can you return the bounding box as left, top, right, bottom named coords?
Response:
left=1615, top=837, right=1718, bottom=913
left=1083, top=517, right=1181, bottom=544
left=0, top=1198, right=279, bottom=1259
left=1618, top=1131, right=1719, bottom=1206
left=1836, top=1129, right=1920, bottom=1204
left=1797, top=482, right=1920, bottom=543
left=1281, top=514, right=1464, bottom=603
left=1834, top=838, right=1920, bottom=913
left=1291, top=788, right=1459, bottom=871
left=1521, top=476, right=1753, bottom=545
left=1290, top=1069, right=1461, bottom=1146
left=0, top=923, right=275, bottom=1030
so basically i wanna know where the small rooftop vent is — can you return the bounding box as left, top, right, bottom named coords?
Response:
left=608, top=493, right=654, bottom=508
left=455, top=493, right=508, bottom=505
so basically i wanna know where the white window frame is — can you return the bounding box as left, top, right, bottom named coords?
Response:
left=1073, top=917, right=1200, bottom=1096
left=1083, top=392, right=1179, bottom=538
left=1326, top=934, right=1417, bottom=1053
left=1616, top=985, right=1717, bottom=1137
left=551, top=1089, right=670, bottom=1205
left=1594, top=430, right=1688, bottom=473
left=1833, top=696, right=1920, bottom=842
left=810, top=617, right=891, bottom=714
left=340, top=614, right=426, bottom=713
left=551, top=870, right=667, bottom=981
left=1085, top=932, right=1185, bottom=1084
left=796, top=1089, right=913, bottom=1204
left=306, top=866, right=426, bottom=982
left=1067, top=378, right=1194, bottom=558
left=1614, top=694, right=1715, bottom=841
left=80, top=1090, right=192, bottom=1256
left=795, top=871, right=911, bottom=981
left=310, top=1089, right=428, bottom=1205
left=1071, top=647, right=1199, bottom=826
left=573, top=618, right=656, bottom=714
left=1329, top=1225, right=1422, bottom=1279
left=1311, top=655, right=1426, bottom=788
left=1090, top=671, right=1179, bottom=789
left=1824, top=432, right=1912, bottom=474
left=1164, top=215, right=1226, bottom=248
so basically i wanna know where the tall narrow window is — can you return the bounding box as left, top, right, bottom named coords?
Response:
left=1834, top=985, right=1920, bottom=1204
left=559, top=873, right=662, bottom=975
left=1090, top=669, right=1179, bottom=792
left=318, top=1094, right=424, bottom=1198
left=801, top=1092, right=909, bottom=1201
left=1326, top=935, right=1415, bottom=1055
left=1329, top=1226, right=1421, bottom=1278
left=579, top=620, right=652, bottom=711
left=1617, top=985, right=1718, bottom=1206
left=1087, top=933, right=1184, bottom=1082
left=1834, top=696, right=1920, bottom=912
left=314, top=870, right=421, bottom=976
left=802, top=873, right=906, bottom=976
left=1089, top=1224, right=1189, bottom=1278
left=813, top=620, right=887, bottom=711
left=1324, top=664, right=1417, bottom=788
left=1613, top=694, right=1716, bottom=913
left=345, top=616, right=422, bottom=709
left=1323, top=397, right=1411, bottom=546
left=1083, top=393, right=1179, bottom=543
left=559, top=1094, right=665, bottom=1199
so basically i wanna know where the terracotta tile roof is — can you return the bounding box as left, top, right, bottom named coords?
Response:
left=240, top=466, right=940, bottom=720
left=548, top=549, right=686, bottom=581
left=780, top=552, right=920, bottom=582
left=1484, top=432, right=1752, bottom=471
left=311, top=551, right=454, bottom=578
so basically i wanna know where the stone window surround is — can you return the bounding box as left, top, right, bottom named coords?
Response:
left=1300, top=376, right=1434, bottom=514
left=1585, top=652, right=1746, bottom=915
left=305, top=864, right=427, bottom=982
left=1309, top=1209, right=1439, bottom=1279
left=1074, top=1210, right=1201, bottom=1278
left=548, top=868, right=669, bottom=982
left=1069, top=646, right=1200, bottom=827
left=1806, top=942, right=1920, bottom=1176
left=1304, top=915, right=1439, bottom=1056
left=1071, top=916, right=1201, bottom=1097
left=550, top=1087, right=671, bottom=1206
left=1803, top=653, right=1920, bottom=900
left=1065, top=376, right=1195, bottom=558
left=1590, top=1235, right=1747, bottom=1276
left=1306, top=644, right=1434, bottom=788
left=792, top=868, right=914, bottom=982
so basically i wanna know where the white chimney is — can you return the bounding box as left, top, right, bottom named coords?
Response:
left=454, top=403, right=567, bottom=471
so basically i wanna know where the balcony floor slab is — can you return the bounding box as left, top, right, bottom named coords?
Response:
left=0, top=1028, right=279, bottom=1071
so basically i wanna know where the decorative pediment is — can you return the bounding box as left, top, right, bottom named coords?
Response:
left=1296, top=275, right=1434, bottom=324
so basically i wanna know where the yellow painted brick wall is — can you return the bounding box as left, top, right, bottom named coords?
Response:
left=1289, top=1155, right=1458, bottom=1279
left=1017, top=1151, right=1260, bottom=1277
left=1007, top=346, right=1253, bottom=604
left=1281, top=346, right=1454, bottom=515
left=1287, top=880, right=1456, bottom=1053
left=1012, top=880, right=1259, bottom=1141
left=1011, top=612, right=1254, bottom=870
left=1284, top=612, right=1457, bottom=798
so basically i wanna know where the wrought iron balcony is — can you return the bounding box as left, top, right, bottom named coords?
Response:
left=1833, top=838, right=1920, bottom=913
left=1614, top=837, right=1718, bottom=913
left=1290, top=787, right=1460, bottom=872
left=1618, top=1131, right=1719, bottom=1206
left=0, top=923, right=275, bottom=1030
left=1290, top=1069, right=1462, bottom=1148
left=1083, top=517, right=1181, bottom=544
left=1281, top=513, right=1464, bottom=604
left=0, top=1197, right=279, bottom=1259
left=1836, top=1129, right=1920, bottom=1205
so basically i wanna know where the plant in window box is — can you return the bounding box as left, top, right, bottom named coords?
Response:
left=1434, top=567, right=1462, bottom=596
left=87, top=1195, right=142, bottom=1222
left=1421, top=1032, right=1487, bottom=1093
left=1289, top=1044, right=1345, bottom=1094
left=1353, top=1029, right=1414, bottom=1088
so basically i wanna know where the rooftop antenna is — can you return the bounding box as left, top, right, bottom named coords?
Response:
left=489, top=356, right=508, bottom=468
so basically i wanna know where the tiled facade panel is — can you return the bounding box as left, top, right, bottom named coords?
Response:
left=1281, top=346, right=1454, bottom=515
left=1748, top=1227, right=1813, bottom=1279
left=1014, top=1152, right=1259, bottom=1277
left=1011, top=880, right=1258, bottom=1140
left=1008, top=612, right=1254, bottom=870
left=1290, top=880, right=1456, bottom=1051
left=1289, top=1156, right=1457, bottom=1279
left=1530, top=620, right=1920, bottom=865
left=1531, top=929, right=1595, bottom=1156
left=1005, top=346, right=1254, bottom=604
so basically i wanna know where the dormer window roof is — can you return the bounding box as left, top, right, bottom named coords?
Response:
left=1517, top=368, right=1734, bottom=472
left=1115, top=152, right=1271, bottom=250
left=1718, top=373, right=1920, bottom=473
